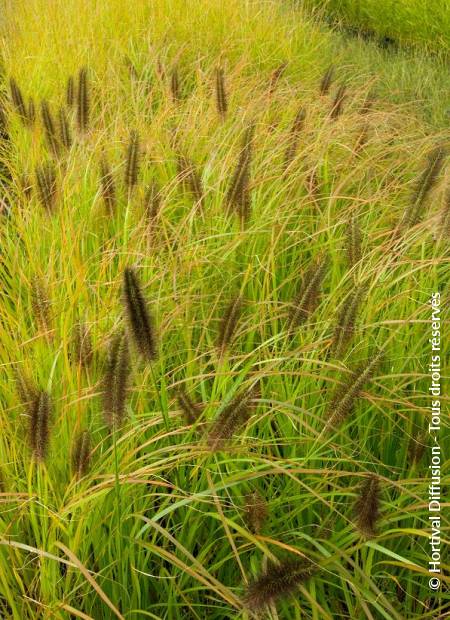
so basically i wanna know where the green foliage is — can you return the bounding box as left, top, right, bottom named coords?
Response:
left=304, top=0, right=450, bottom=53
left=0, top=1, right=448, bottom=618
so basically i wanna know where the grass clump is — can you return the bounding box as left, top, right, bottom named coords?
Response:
left=304, top=0, right=450, bottom=53
left=0, top=0, right=448, bottom=618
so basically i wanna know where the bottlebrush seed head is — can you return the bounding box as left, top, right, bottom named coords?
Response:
left=244, top=490, right=268, bottom=534
left=325, top=349, right=382, bottom=431
left=215, top=67, right=227, bottom=118
left=9, top=77, right=27, bottom=121
left=27, top=97, right=36, bottom=125
left=331, top=284, right=366, bottom=358
left=268, top=62, right=287, bottom=95
left=16, top=371, right=38, bottom=409
left=29, top=390, right=51, bottom=461
left=122, top=267, right=157, bottom=361
left=102, top=331, right=131, bottom=429
left=31, top=275, right=52, bottom=334
left=225, top=124, right=255, bottom=222
left=177, top=387, right=202, bottom=425
left=206, top=383, right=259, bottom=451
left=145, top=181, right=162, bottom=221
left=72, top=430, right=91, bottom=478
left=289, top=253, right=328, bottom=330
left=217, top=294, right=242, bottom=356
left=401, top=145, right=447, bottom=229
left=35, top=161, right=57, bottom=212
left=319, top=64, right=334, bottom=95
left=345, top=214, right=362, bottom=268
left=71, top=321, right=93, bottom=368
left=330, top=84, right=346, bottom=119
left=41, top=100, right=60, bottom=155
left=124, top=130, right=140, bottom=190
left=243, top=558, right=315, bottom=612
left=283, top=105, right=306, bottom=173
left=177, top=153, right=203, bottom=207
left=58, top=106, right=72, bottom=149
left=354, top=474, right=381, bottom=538
left=77, top=67, right=89, bottom=132
left=66, top=75, right=75, bottom=107
left=170, top=66, right=181, bottom=102
left=99, top=155, right=117, bottom=215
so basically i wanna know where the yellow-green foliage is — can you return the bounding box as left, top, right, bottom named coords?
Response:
left=305, top=0, right=450, bottom=53
left=0, top=1, right=449, bottom=618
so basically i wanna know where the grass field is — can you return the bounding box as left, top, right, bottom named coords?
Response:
left=0, top=0, right=449, bottom=618
left=303, top=0, right=450, bottom=54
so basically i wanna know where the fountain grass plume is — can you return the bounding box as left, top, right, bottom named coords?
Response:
left=29, top=390, right=51, bottom=461
left=27, top=97, right=35, bottom=125
left=283, top=106, right=306, bottom=173
left=331, top=284, right=366, bottom=358
left=438, top=185, right=450, bottom=240
left=243, top=557, right=316, bottom=612
left=325, top=349, right=383, bottom=431
left=35, top=161, right=57, bottom=212
left=103, top=331, right=131, bottom=429
left=66, top=75, right=74, bottom=107
left=289, top=253, right=328, bottom=330
left=16, top=370, right=38, bottom=409
left=226, top=124, right=255, bottom=222
left=206, top=382, right=259, bottom=451
left=58, top=106, right=72, bottom=149
left=268, top=62, right=287, bottom=95
left=145, top=181, right=162, bottom=222
left=177, top=153, right=203, bottom=207
left=77, top=67, right=89, bottom=132
left=41, top=100, right=59, bottom=155
left=122, top=267, right=157, bottom=361
left=244, top=490, right=268, bottom=534
left=408, top=430, right=427, bottom=466
left=9, top=77, right=28, bottom=122
left=72, top=430, right=91, bottom=478
left=319, top=65, right=334, bottom=95
left=215, top=67, right=227, bottom=118
left=99, top=154, right=116, bottom=215
left=170, top=66, right=181, bottom=102
left=217, top=294, right=242, bottom=356
left=177, top=387, right=202, bottom=425
left=124, top=129, right=140, bottom=191
left=31, top=276, right=52, bottom=335
left=346, top=213, right=362, bottom=268
left=71, top=321, right=93, bottom=368
left=401, top=145, right=446, bottom=229
left=330, top=84, right=347, bottom=119
left=354, top=474, right=381, bottom=538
